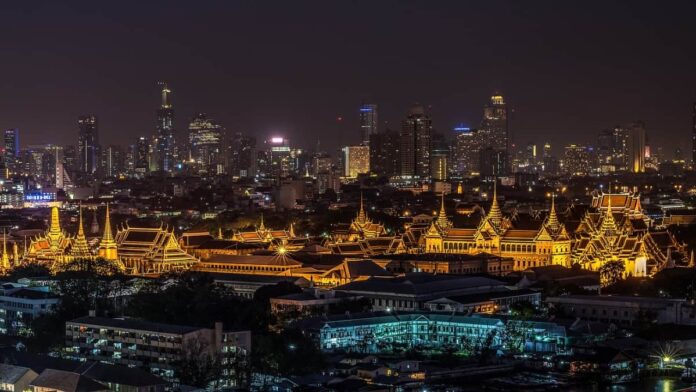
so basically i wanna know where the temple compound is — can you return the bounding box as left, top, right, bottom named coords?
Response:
left=571, top=192, right=685, bottom=277
left=115, top=224, right=198, bottom=274
left=423, top=187, right=571, bottom=270
left=332, top=194, right=386, bottom=242
left=24, top=204, right=124, bottom=272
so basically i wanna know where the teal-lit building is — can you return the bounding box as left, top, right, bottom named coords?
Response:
left=315, top=313, right=567, bottom=354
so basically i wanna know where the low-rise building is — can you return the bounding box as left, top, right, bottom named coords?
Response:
left=546, top=295, right=696, bottom=326
left=0, top=364, right=38, bottom=392
left=334, top=274, right=512, bottom=312
left=65, top=316, right=251, bottom=384
left=0, top=285, right=59, bottom=336
left=303, top=312, right=567, bottom=354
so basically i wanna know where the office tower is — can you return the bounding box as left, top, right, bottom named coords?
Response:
left=341, top=145, right=370, bottom=178
left=77, top=115, right=100, bottom=179
left=359, top=103, right=378, bottom=146
left=3, top=129, right=19, bottom=177
left=259, top=137, right=292, bottom=179
left=63, top=145, right=78, bottom=178
left=188, top=113, right=225, bottom=175
left=628, top=121, right=646, bottom=173
left=311, top=152, right=332, bottom=177
left=369, top=130, right=400, bottom=177
left=133, top=137, right=150, bottom=176
left=563, top=144, right=591, bottom=176
left=101, top=145, right=125, bottom=178
left=229, top=133, right=257, bottom=178
left=480, top=94, right=508, bottom=154
left=430, top=131, right=449, bottom=180
left=479, top=147, right=508, bottom=178
left=400, top=105, right=432, bottom=177
left=452, top=127, right=480, bottom=177
left=154, top=82, right=176, bottom=173
left=542, top=142, right=551, bottom=159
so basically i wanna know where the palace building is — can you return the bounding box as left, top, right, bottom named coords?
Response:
left=571, top=192, right=685, bottom=276
left=423, top=186, right=571, bottom=270
left=331, top=194, right=386, bottom=242
left=114, top=224, right=198, bottom=274
left=231, top=215, right=295, bottom=245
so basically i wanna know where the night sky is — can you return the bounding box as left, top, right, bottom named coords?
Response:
left=1, top=0, right=695, bottom=157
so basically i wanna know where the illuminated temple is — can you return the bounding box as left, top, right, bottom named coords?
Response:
left=332, top=194, right=386, bottom=242
left=114, top=224, right=198, bottom=274
left=24, top=204, right=125, bottom=272
left=571, top=192, right=685, bottom=276
left=423, top=186, right=572, bottom=270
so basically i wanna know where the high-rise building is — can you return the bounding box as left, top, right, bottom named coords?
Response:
left=133, top=137, right=149, bottom=176
left=188, top=113, right=225, bottom=175
left=563, top=144, right=591, bottom=176
left=3, top=129, right=19, bottom=177
left=628, top=121, right=646, bottom=173
left=430, top=131, right=449, bottom=181
left=154, top=83, right=176, bottom=173
left=77, top=115, right=100, bottom=179
left=359, top=103, right=378, bottom=146
left=311, top=152, right=333, bottom=177
left=341, top=145, right=370, bottom=178
left=369, top=130, right=400, bottom=177
left=259, top=137, right=292, bottom=180
left=452, top=127, right=479, bottom=177
left=400, top=105, right=432, bottom=177
left=479, top=147, right=508, bottom=178
left=101, top=145, right=125, bottom=178
left=229, top=133, right=256, bottom=178
left=480, top=95, right=508, bottom=154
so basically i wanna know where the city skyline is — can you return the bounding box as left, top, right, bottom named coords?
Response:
left=0, top=1, right=695, bottom=156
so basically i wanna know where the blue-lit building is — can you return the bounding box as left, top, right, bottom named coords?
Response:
left=308, top=312, right=567, bottom=354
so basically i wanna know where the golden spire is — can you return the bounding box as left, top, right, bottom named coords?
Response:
left=436, top=192, right=450, bottom=228
left=98, top=203, right=118, bottom=261
left=49, top=204, right=61, bottom=235
left=601, top=193, right=616, bottom=232
left=77, top=204, right=85, bottom=237
left=689, top=249, right=695, bottom=268
left=487, top=181, right=502, bottom=226
left=71, top=204, right=91, bottom=257
left=547, top=194, right=560, bottom=230
left=457, top=182, right=463, bottom=195
left=102, top=204, right=114, bottom=243
left=258, top=213, right=266, bottom=232
left=218, top=226, right=223, bottom=240
left=357, top=192, right=367, bottom=224
left=1, top=230, right=9, bottom=270
left=288, top=222, right=296, bottom=238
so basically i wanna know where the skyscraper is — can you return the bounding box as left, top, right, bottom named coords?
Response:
left=452, top=127, right=479, bottom=177
left=628, top=121, right=646, bottom=173
left=3, top=129, right=19, bottom=177
left=154, top=82, right=176, bottom=173
left=101, top=145, right=125, bottom=178
left=480, top=94, right=508, bottom=153
left=341, top=145, right=370, bottom=178
left=77, top=115, right=100, bottom=179
left=133, top=136, right=149, bottom=176
left=229, top=133, right=256, bottom=178
left=369, top=130, right=400, bottom=177
left=188, top=113, right=225, bottom=174
left=359, top=103, right=378, bottom=146
left=400, top=105, right=432, bottom=177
